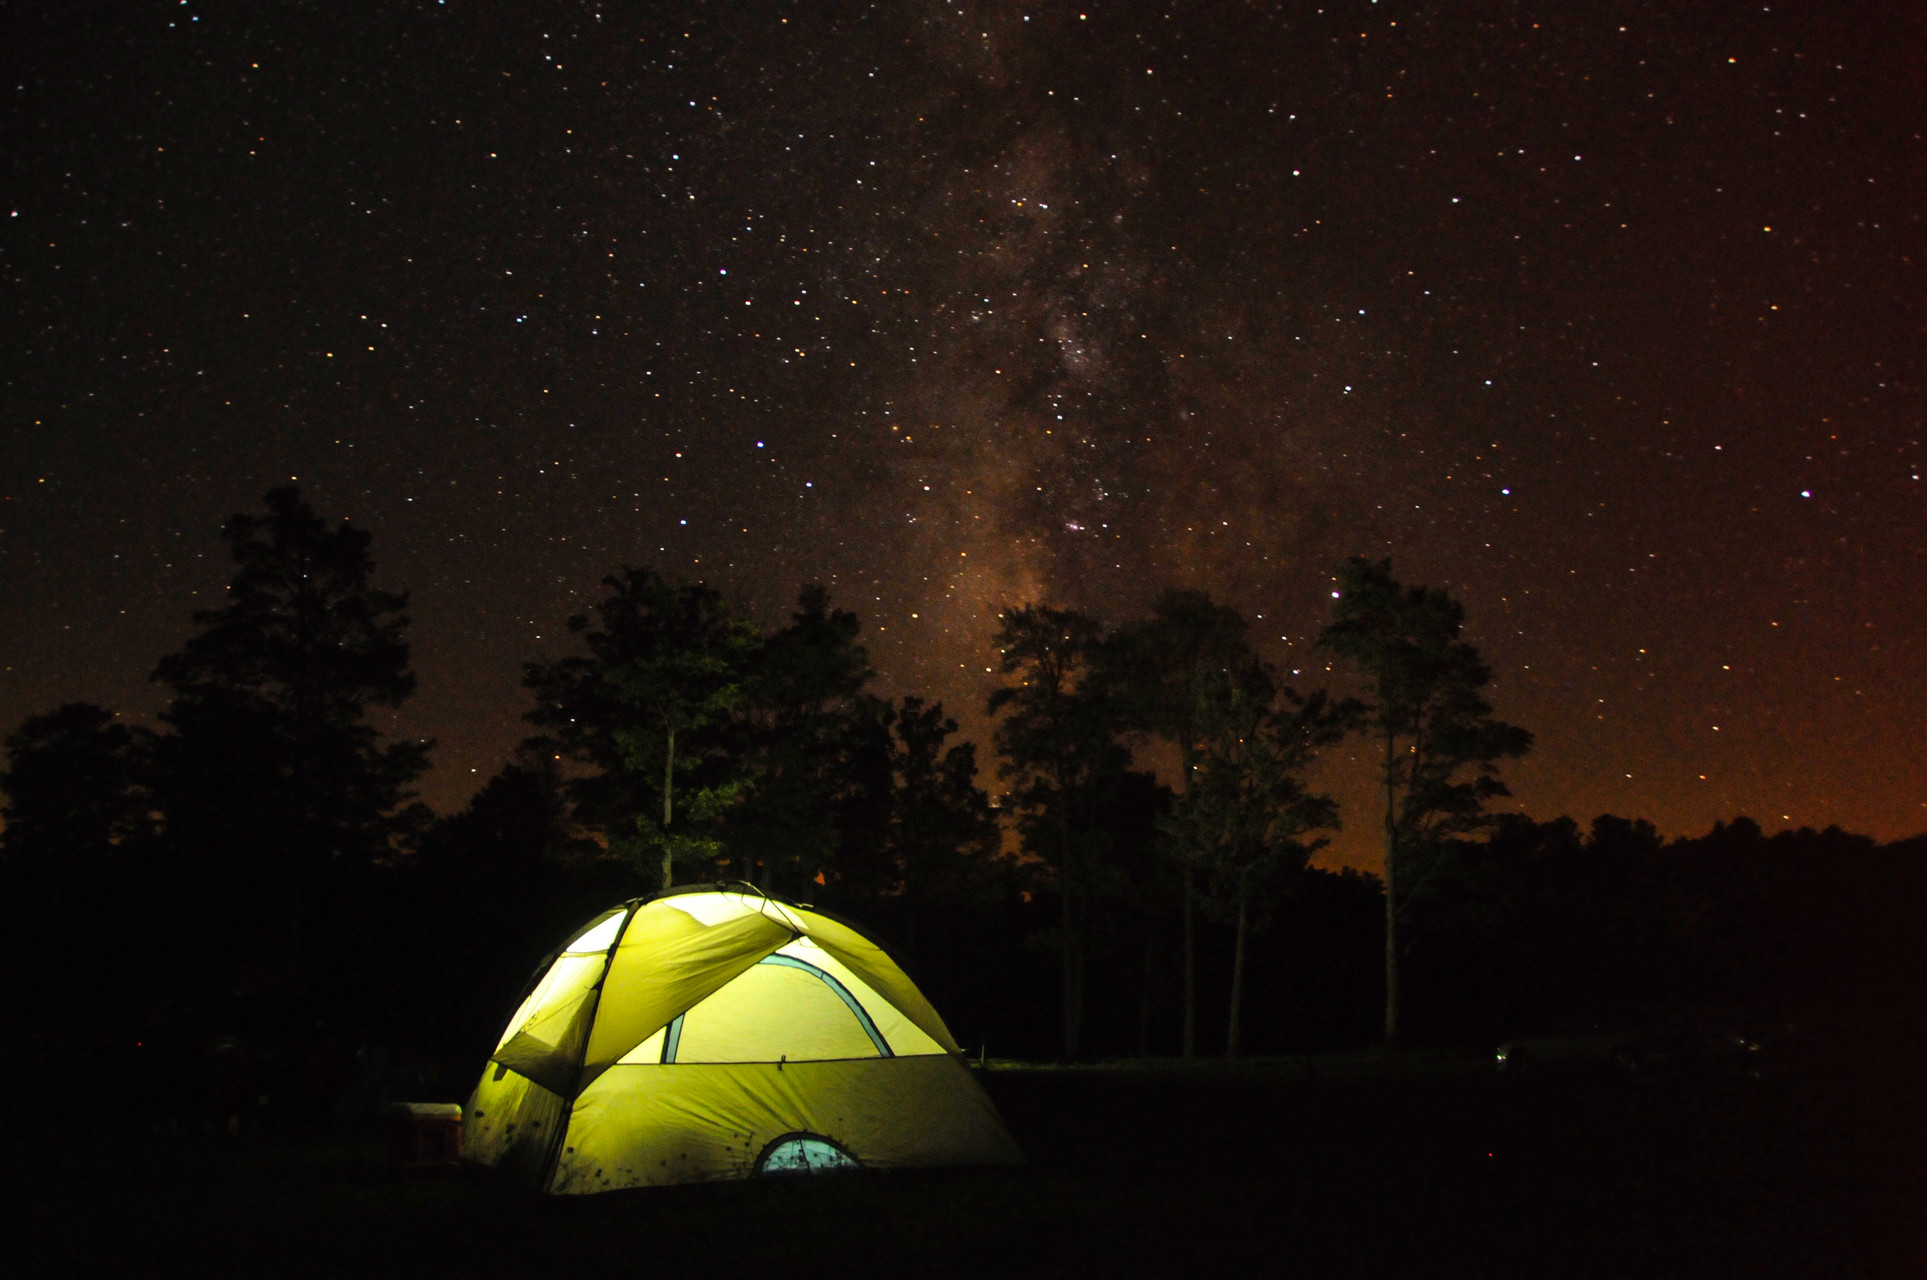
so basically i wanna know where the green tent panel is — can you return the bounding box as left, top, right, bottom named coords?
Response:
left=464, top=887, right=1022, bottom=1192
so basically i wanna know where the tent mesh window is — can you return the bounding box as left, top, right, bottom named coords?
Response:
left=756, top=1133, right=861, bottom=1176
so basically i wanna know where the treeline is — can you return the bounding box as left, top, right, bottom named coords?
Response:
left=3, top=489, right=1923, bottom=1114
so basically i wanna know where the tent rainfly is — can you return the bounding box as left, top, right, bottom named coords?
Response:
left=464, top=886, right=1023, bottom=1192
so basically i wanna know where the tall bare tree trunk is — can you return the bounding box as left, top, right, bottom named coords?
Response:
left=1182, top=863, right=1196, bottom=1058
left=1060, top=809, right=1080, bottom=1060
left=1179, top=741, right=1198, bottom=1060
left=1063, top=909, right=1079, bottom=1056
left=661, top=727, right=676, bottom=891
left=288, top=857, right=309, bottom=986
left=1137, top=947, right=1155, bottom=1058
left=1382, top=730, right=1399, bottom=1043
left=1226, top=889, right=1248, bottom=1057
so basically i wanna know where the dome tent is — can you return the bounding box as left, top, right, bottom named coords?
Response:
left=463, top=885, right=1023, bottom=1193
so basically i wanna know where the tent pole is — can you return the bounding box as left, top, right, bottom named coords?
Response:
left=537, top=903, right=636, bottom=1191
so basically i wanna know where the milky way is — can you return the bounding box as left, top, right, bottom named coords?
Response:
left=4, top=0, right=1923, bottom=862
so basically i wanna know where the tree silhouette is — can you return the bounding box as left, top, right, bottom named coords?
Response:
left=989, top=604, right=1123, bottom=1060
left=1108, top=588, right=1258, bottom=1057
left=1169, top=682, right=1348, bottom=1056
left=728, top=585, right=875, bottom=895
left=525, top=569, right=759, bottom=890
left=882, top=695, right=1003, bottom=960
left=151, top=487, right=428, bottom=982
left=0, top=703, right=157, bottom=1020
left=1316, top=558, right=1531, bottom=1043
left=0, top=702, right=155, bottom=872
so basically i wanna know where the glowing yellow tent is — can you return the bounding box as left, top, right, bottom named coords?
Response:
left=463, top=886, right=1023, bottom=1192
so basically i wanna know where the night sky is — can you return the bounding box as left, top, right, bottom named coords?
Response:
left=5, top=0, right=1923, bottom=868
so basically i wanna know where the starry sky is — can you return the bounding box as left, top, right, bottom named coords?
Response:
left=5, top=0, right=1923, bottom=868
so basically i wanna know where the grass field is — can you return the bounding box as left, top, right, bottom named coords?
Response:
left=12, top=1039, right=1923, bottom=1278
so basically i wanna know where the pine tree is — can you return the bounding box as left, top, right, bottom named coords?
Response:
left=728, top=586, right=875, bottom=895
left=524, top=568, right=759, bottom=891
left=884, top=696, right=1002, bottom=959
left=151, top=487, right=428, bottom=982
left=0, top=703, right=157, bottom=1019
left=1316, top=558, right=1531, bottom=1042
left=1168, top=683, right=1347, bottom=1055
left=1108, top=588, right=1256, bottom=1057
left=989, top=605, right=1123, bottom=1060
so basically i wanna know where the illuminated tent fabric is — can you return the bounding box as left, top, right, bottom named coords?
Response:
left=463, top=886, right=1023, bottom=1193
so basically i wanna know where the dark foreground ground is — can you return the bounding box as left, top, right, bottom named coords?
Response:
left=12, top=1036, right=1924, bottom=1278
